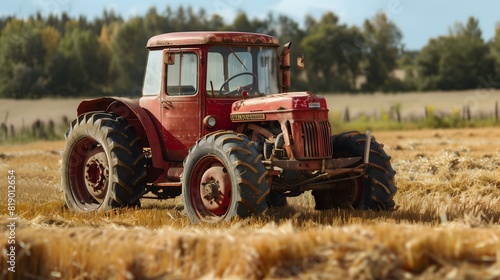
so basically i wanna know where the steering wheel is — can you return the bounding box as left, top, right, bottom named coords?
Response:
left=219, top=72, right=257, bottom=96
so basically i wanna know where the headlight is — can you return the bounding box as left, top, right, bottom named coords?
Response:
left=203, top=115, right=217, bottom=128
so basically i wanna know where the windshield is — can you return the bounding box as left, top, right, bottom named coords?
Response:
left=206, top=46, right=279, bottom=97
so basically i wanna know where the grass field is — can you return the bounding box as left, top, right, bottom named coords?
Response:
left=2, top=127, right=500, bottom=279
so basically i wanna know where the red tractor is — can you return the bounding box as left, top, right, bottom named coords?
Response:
left=61, top=31, right=396, bottom=223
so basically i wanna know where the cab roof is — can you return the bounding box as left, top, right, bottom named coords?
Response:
left=146, top=31, right=280, bottom=49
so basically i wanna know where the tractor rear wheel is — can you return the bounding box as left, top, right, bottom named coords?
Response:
left=182, top=131, right=269, bottom=223
left=313, top=131, right=397, bottom=210
left=61, top=112, right=146, bottom=211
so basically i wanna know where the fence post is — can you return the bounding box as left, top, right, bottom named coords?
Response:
left=495, top=101, right=499, bottom=122
left=1, top=123, right=7, bottom=140
left=462, top=105, right=471, bottom=121
left=10, top=125, right=15, bottom=138
left=343, top=107, right=350, bottom=122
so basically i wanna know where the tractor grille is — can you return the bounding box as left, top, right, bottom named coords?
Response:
left=300, top=121, right=333, bottom=158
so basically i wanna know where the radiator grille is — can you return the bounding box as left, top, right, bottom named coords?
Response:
left=300, top=121, right=333, bottom=158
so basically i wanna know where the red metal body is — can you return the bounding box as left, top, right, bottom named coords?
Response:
left=65, top=31, right=397, bottom=219
left=76, top=31, right=335, bottom=192
left=231, top=92, right=332, bottom=160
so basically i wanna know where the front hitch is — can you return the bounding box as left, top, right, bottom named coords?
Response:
left=270, top=131, right=374, bottom=194
left=364, top=130, right=372, bottom=164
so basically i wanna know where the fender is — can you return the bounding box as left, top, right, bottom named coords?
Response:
left=77, top=97, right=163, bottom=168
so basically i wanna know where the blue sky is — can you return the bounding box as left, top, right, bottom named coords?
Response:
left=1, top=0, right=499, bottom=50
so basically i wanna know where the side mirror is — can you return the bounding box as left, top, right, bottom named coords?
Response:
left=297, top=55, right=305, bottom=70
left=164, top=52, right=175, bottom=65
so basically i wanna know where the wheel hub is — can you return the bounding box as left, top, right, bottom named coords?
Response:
left=202, top=179, right=220, bottom=201
left=199, top=164, right=231, bottom=216
left=84, top=155, right=109, bottom=201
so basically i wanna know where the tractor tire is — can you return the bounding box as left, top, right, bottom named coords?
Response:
left=313, top=131, right=397, bottom=210
left=61, top=112, right=146, bottom=212
left=182, top=131, right=269, bottom=223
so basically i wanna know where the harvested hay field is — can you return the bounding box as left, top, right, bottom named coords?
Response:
left=2, top=128, right=500, bottom=279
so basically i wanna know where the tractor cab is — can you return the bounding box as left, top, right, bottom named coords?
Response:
left=139, top=32, right=286, bottom=161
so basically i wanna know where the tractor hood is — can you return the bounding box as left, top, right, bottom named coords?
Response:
left=231, top=92, right=328, bottom=119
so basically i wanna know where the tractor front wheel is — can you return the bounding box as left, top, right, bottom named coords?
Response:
left=182, top=131, right=269, bottom=223
left=313, top=131, right=397, bottom=210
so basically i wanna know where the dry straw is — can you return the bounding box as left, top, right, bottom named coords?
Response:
left=2, top=222, right=500, bottom=279
left=2, top=128, right=500, bottom=279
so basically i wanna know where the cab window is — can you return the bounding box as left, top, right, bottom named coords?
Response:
left=166, top=52, right=198, bottom=96
left=143, top=50, right=162, bottom=96
left=207, top=46, right=279, bottom=97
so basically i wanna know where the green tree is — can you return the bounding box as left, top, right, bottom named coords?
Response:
left=143, top=7, right=167, bottom=35
left=0, top=19, right=48, bottom=98
left=109, top=17, right=149, bottom=96
left=271, top=14, right=306, bottom=91
left=395, top=50, right=418, bottom=91
left=417, top=17, right=494, bottom=90
left=231, top=12, right=253, bottom=31
left=207, top=14, right=225, bottom=31
left=301, top=12, right=360, bottom=92
left=415, top=38, right=443, bottom=90
left=40, top=26, right=60, bottom=67
left=48, top=21, right=103, bottom=96
left=361, top=12, right=402, bottom=92
left=491, top=23, right=500, bottom=82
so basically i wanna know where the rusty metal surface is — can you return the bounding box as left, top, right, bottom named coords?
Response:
left=270, top=165, right=366, bottom=192
left=167, top=167, right=184, bottom=181
left=231, top=92, right=328, bottom=115
left=77, top=97, right=163, bottom=168
left=280, top=42, right=291, bottom=93
left=269, top=157, right=362, bottom=171
left=205, top=98, right=239, bottom=133
left=293, top=120, right=333, bottom=159
left=325, top=157, right=362, bottom=169
left=147, top=31, right=280, bottom=48
left=159, top=96, right=201, bottom=161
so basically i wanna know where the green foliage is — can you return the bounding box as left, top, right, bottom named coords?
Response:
left=0, top=6, right=227, bottom=98
left=330, top=112, right=499, bottom=133
left=0, top=19, right=49, bottom=98
left=0, top=118, right=67, bottom=144
left=301, top=13, right=363, bottom=92
left=416, top=17, right=495, bottom=91
left=421, top=105, right=468, bottom=129
left=0, top=9, right=498, bottom=98
left=491, top=25, right=500, bottom=82
left=109, top=17, right=149, bottom=95
left=361, top=12, right=402, bottom=92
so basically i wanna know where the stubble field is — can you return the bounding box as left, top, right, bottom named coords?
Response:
left=1, top=127, right=500, bottom=279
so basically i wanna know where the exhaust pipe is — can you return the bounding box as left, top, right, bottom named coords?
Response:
left=280, top=42, right=292, bottom=93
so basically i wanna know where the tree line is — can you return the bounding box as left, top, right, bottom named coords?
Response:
left=0, top=6, right=499, bottom=98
